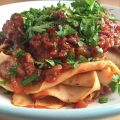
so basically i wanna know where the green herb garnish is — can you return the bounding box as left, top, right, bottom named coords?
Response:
left=108, top=14, right=116, bottom=21
left=71, top=0, right=104, bottom=46
left=109, top=74, right=120, bottom=95
left=22, top=73, right=39, bottom=86
left=98, top=97, right=108, bottom=104
left=45, top=59, right=56, bottom=66
left=0, top=31, right=3, bottom=36
left=35, top=61, right=44, bottom=69
left=54, top=59, right=62, bottom=65
left=80, top=18, right=100, bottom=46
left=31, top=22, right=53, bottom=33
left=16, top=49, right=25, bottom=57
left=8, top=63, right=19, bottom=77
left=88, top=57, right=100, bottom=61
left=71, top=0, right=104, bottom=16
left=0, top=81, right=6, bottom=86
left=56, top=25, right=77, bottom=38
left=67, top=52, right=75, bottom=65
left=35, top=59, right=62, bottom=69
left=96, top=47, right=103, bottom=54
left=23, top=22, right=53, bottom=43
left=67, top=53, right=88, bottom=68
left=74, top=56, right=88, bottom=68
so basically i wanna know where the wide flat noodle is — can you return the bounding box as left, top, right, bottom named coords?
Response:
left=62, top=72, right=96, bottom=87
left=12, top=94, right=34, bottom=107
left=0, top=52, right=14, bottom=91
left=97, top=67, right=113, bottom=85
left=24, top=61, right=108, bottom=94
left=0, top=78, right=13, bottom=91
left=0, top=52, right=11, bottom=64
left=0, top=60, right=120, bottom=96
left=33, top=71, right=100, bottom=103
left=105, top=51, right=120, bottom=68
left=108, top=61, right=120, bottom=74
left=35, top=97, right=64, bottom=109
left=63, top=67, right=113, bottom=87
left=12, top=94, right=64, bottom=109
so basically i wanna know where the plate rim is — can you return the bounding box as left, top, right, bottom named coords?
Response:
left=0, top=104, right=120, bottom=119
left=0, top=1, right=120, bottom=119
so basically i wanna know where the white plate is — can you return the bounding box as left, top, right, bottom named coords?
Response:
left=0, top=1, right=120, bottom=120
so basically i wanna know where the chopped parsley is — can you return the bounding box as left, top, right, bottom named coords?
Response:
left=56, top=25, right=77, bottom=38
left=88, top=57, right=100, bottom=61
left=67, top=53, right=89, bottom=68
left=79, top=18, right=100, bottom=46
left=98, top=97, right=108, bottom=104
left=74, top=56, right=88, bottom=68
left=31, top=22, right=53, bottom=33
left=21, top=3, right=68, bottom=43
left=45, top=59, right=56, bottom=66
left=71, top=0, right=104, bottom=46
left=15, top=49, right=25, bottom=57
left=77, top=41, right=84, bottom=47
left=67, top=52, right=75, bottom=65
left=0, top=31, right=3, bottom=36
left=35, top=61, right=44, bottom=69
left=22, top=73, right=39, bottom=86
left=96, top=47, right=103, bottom=54
left=109, top=74, right=120, bottom=95
left=0, top=81, right=6, bottom=86
left=108, top=14, right=116, bottom=21
left=71, top=0, right=104, bottom=16
left=35, top=59, right=62, bottom=69
left=8, top=63, right=19, bottom=77
left=23, top=22, right=53, bottom=43
left=20, top=0, right=113, bottom=47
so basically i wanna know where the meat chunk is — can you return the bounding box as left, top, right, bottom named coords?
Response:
left=2, top=13, right=24, bottom=44
left=99, top=18, right=120, bottom=51
left=17, top=53, right=36, bottom=75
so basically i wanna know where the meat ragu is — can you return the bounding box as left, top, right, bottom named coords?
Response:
left=0, top=0, right=120, bottom=109
left=0, top=1, right=120, bottom=87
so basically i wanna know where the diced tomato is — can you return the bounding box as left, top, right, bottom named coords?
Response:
left=45, top=77, right=57, bottom=83
left=103, top=41, right=109, bottom=51
left=34, top=105, right=48, bottom=109
left=116, top=26, right=120, bottom=32
left=53, top=65, right=62, bottom=72
left=25, top=105, right=34, bottom=108
left=75, top=100, right=88, bottom=108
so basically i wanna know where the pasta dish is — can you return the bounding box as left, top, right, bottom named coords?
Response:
left=0, top=0, right=120, bottom=109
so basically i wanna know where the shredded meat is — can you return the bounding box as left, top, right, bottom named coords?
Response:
left=17, top=53, right=36, bottom=75
left=2, top=13, right=24, bottom=45
left=29, top=32, right=85, bottom=62
left=0, top=11, right=120, bottom=84
left=99, top=18, right=120, bottom=51
left=0, top=61, right=13, bottom=79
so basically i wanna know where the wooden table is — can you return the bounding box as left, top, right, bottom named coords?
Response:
left=0, top=0, right=120, bottom=120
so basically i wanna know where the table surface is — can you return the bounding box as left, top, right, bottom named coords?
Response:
left=0, top=0, right=120, bottom=6
left=0, top=0, right=120, bottom=120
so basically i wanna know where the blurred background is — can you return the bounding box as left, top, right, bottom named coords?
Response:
left=0, top=0, right=120, bottom=6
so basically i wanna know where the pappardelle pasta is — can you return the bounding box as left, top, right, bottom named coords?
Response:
left=0, top=0, right=120, bottom=109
